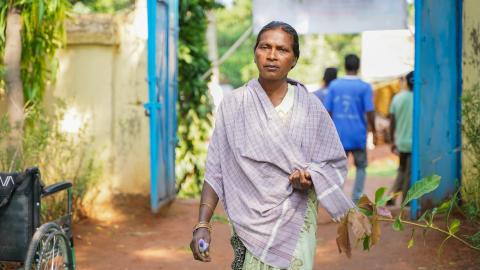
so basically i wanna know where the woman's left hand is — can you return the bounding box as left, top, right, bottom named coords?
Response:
left=288, top=169, right=312, bottom=190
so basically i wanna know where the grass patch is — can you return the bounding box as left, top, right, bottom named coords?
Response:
left=348, top=157, right=397, bottom=178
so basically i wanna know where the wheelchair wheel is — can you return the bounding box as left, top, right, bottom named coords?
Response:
left=24, top=222, right=73, bottom=270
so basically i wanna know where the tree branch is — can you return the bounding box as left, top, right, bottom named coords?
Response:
left=378, top=217, right=480, bottom=251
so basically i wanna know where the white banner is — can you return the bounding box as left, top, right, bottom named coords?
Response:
left=253, top=0, right=408, bottom=34
left=361, top=29, right=414, bottom=81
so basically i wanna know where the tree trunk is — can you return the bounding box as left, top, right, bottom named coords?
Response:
left=4, top=7, right=24, bottom=140
left=206, top=11, right=219, bottom=85
left=206, top=11, right=223, bottom=106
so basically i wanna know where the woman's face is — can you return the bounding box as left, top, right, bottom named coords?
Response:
left=254, top=28, right=297, bottom=82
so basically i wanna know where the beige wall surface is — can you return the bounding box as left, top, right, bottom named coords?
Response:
left=462, top=0, right=480, bottom=184
left=0, top=2, right=152, bottom=208
left=463, top=0, right=480, bottom=91
left=51, top=8, right=151, bottom=195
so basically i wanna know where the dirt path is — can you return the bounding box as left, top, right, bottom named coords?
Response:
left=74, top=146, right=479, bottom=269
left=74, top=176, right=480, bottom=270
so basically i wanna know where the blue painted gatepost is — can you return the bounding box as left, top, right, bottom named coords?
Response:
left=145, top=0, right=178, bottom=213
left=411, top=0, right=463, bottom=218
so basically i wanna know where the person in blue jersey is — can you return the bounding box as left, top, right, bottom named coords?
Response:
left=324, top=54, right=377, bottom=203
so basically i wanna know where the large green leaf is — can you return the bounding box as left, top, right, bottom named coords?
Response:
left=402, top=175, right=441, bottom=208
left=374, top=187, right=386, bottom=204
left=377, top=192, right=394, bottom=207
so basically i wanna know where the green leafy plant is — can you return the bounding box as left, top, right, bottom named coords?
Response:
left=337, top=175, right=480, bottom=257
left=0, top=105, right=102, bottom=220
left=0, top=0, right=70, bottom=108
left=176, top=0, right=221, bottom=197
left=0, top=2, right=7, bottom=63
left=462, top=84, right=480, bottom=220
left=215, top=0, right=255, bottom=87
left=69, top=0, right=134, bottom=13
left=215, top=0, right=362, bottom=88
left=324, top=34, right=361, bottom=75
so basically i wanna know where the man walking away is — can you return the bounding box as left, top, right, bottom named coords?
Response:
left=387, top=71, right=414, bottom=206
left=324, top=54, right=376, bottom=203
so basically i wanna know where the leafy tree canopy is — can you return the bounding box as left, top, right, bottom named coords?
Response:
left=215, top=0, right=361, bottom=89
left=69, top=0, right=135, bottom=13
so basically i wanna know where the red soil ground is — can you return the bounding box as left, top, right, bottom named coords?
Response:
left=73, top=146, right=479, bottom=270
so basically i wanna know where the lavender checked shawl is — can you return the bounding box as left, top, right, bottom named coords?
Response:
left=205, top=79, right=355, bottom=268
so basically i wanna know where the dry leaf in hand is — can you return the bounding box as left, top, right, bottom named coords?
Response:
left=357, top=195, right=374, bottom=212
left=348, top=210, right=372, bottom=241
left=336, top=216, right=351, bottom=258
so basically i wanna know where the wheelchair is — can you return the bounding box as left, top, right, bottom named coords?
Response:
left=0, top=167, right=75, bottom=270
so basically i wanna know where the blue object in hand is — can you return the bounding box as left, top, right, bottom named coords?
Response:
left=198, top=238, right=209, bottom=253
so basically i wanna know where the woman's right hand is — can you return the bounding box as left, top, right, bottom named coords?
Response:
left=190, top=227, right=212, bottom=262
left=289, top=169, right=312, bottom=191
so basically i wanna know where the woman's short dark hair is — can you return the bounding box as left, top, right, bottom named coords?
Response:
left=254, top=21, right=300, bottom=59
left=345, top=54, right=360, bottom=72
left=323, top=67, right=338, bottom=87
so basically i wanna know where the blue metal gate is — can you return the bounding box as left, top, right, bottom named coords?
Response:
left=412, top=0, right=462, bottom=218
left=145, top=0, right=178, bottom=213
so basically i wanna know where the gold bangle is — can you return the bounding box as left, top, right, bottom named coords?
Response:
left=193, top=222, right=212, bottom=234
left=200, top=202, right=215, bottom=213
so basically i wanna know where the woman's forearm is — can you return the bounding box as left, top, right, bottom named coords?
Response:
left=198, top=182, right=219, bottom=222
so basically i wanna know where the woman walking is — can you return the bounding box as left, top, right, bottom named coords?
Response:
left=190, top=21, right=368, bottom=270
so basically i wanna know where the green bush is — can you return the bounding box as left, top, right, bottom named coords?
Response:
left=176, top=0, right=221, bottom=198
left=0, top=104, right=102, bottom=220
left=462, top=83, right=480, bottom=220
left=69, top=0, right=135, bottom=13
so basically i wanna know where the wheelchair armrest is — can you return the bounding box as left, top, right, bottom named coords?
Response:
left=42, top=181, right=72, bottom=197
